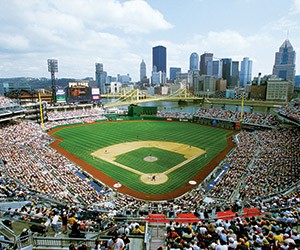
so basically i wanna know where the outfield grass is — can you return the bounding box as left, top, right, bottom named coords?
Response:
left=53, top=121, right=232, bottom=195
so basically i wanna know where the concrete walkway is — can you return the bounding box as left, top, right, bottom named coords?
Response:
left=150, top=226, right=165, bottom=250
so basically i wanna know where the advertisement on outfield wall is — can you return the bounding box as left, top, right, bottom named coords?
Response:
left=56, top=89, right=66, bottom=103
left=91, top=88, right=100, bottom=100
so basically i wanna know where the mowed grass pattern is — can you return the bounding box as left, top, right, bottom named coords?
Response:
left=115, top=147, right=186, bottom=173
left=53, top=121, right=231, bottom=195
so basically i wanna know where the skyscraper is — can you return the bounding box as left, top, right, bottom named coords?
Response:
left=200, top=53, right=213, bottom=76
left=272, top=39, right=296, bottom=82
left=231, top=61, right=239, bottom=87
left=140, top=59, right=147, bottom=82
left=95, top=63, right=106, bottom=94
left=152, top=45, right=167, bottom=74
left=189, top=52, right=199, bottom=71
left=295, top=75, right=300, bottom=88
left=221, top=58, right=232, bottom=87
left=240, top=57, right=253, bottom=87
left=169, top=67, right=181, bottom=81
left=213, top=60, right=222, bottom=78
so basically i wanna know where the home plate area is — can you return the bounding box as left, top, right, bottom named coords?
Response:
left=140, top=173, right=168, bottom=185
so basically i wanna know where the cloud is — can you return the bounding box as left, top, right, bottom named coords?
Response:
left=109, top=0, right=174, bottom=34
left=204, top=30, right=251, bottom=54
left=262, top=17, right=300, bottom=33
left=290, top=0, right=300, bottom=14
left=25, top=0, right=174, bottom=34
left=0, top=0, right=173, bottom=79
left=0, top=34, right=29, bottom=52
left=0, top=0, right=298, bottom=81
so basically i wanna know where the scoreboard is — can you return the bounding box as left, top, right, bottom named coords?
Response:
left=66, top=82, right=92, bottom=103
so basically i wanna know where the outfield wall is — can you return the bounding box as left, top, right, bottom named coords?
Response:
left=46, top=114, right=273, bottom=133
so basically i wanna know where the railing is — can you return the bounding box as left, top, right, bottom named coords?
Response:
left=0, top=220, right=17, bottom=247
left=0, top=220, right=33, bottom=250
left=31, top=235, right=146, bottom=250
left=32, top=236, right=101, bottom=249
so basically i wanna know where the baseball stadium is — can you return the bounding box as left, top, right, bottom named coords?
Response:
left=0, top=95, right=299, bottom=250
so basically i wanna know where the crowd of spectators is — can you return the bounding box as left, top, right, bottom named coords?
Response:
left=156, top=111, right=193, bottom=120
left=207, top=132, right=259, bottom=201
left=194, top=108, right=281, bottom=126
left=45, top=109, right=106, bottom=130
left=164, top=201, right=299, bottom=249
left=47, top=109, right=105, bottom=121
left=0, top=96, right=15, bottom=105
left=0, top=120, right=111, bottom=206
left=239, top=129, right=299, bottom=201
left=0, top=96, right=23, bottom=116
left=276, top=98, right=300, bottom=124
left=207, top=128, right=299, bottom=204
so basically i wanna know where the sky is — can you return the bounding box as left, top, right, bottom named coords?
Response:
left=0, top=0, right=299, bottom=82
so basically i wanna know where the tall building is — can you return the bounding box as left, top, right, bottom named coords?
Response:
left=151, top=70, right=166, bottom=85
left=152, top=45, right=167, bottom=74
left=95, top=63, right=106, bottom=94
left=117, top=74, right=131, bottom=83
left=213, top=60, right=222, bottom=78
left=189, top=52, right=199, bottom=71
left=221, top=58, right=232, bottom=88
left=232, top=61, right=239, bottom=87
left=169, top=67, right=181, bottom=81
left=193, top=75, right=216, bottom=97
left=295, top=75, right=300, bottom=89
left=240, top=57, right=253, bottom=87
left=140, top=59, right=147, bottom=82
left=200, top=53, right=213, bottom=75
left=272, top=39, right=296, bottom=82
left=266, top=77, right=294, bottom=101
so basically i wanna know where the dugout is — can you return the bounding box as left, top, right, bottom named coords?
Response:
left=128, top=105, right=157, bottom=117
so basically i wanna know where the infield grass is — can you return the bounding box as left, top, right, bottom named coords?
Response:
left=52, top=120, right=232, bottom=195
left=115, top=147, right=186, bottom=173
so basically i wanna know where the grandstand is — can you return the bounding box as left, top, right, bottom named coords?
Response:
left=0, top=95, right=299, bottom=250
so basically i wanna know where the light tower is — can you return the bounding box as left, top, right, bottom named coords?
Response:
left=47, top=59, right=58, bottom=104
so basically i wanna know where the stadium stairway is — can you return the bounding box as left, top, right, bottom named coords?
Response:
left=149, top=226, right=165, bottom=250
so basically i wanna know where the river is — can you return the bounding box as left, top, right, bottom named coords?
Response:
left=101, top=98, right=277, bottom=114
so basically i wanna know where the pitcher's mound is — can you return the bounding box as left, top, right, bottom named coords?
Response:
left=144, top=156, right=158, bottom=162
left=140, top=173, right=168, bottom=185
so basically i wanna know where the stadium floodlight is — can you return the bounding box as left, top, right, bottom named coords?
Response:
left=47, top=59, right=58, bottom=73
left=47, top=59, right=58, bottom=105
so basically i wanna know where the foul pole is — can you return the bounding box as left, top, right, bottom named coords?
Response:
left=240, top=92, right=245, bottom=129
left=38, top=92, right=45, bottom=131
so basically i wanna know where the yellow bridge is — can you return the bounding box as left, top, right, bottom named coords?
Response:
left=102, top=88, right=202, bottom=108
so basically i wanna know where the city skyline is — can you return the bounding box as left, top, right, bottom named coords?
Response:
left=0, top=0, right=299, bottom=82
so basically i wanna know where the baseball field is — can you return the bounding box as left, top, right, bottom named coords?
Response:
left=49, top=120, right=235, bottom=201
